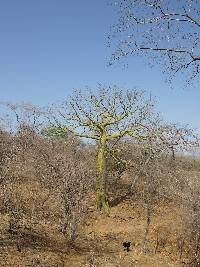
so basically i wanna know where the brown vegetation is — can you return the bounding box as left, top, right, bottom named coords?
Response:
left=0, top=93, right=200, bottom=267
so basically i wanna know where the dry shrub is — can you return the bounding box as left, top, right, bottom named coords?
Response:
left=0, top=101, right=200, bottom=266
left=106, top=125, right=200, bottom=262
left=0, top=121, right=95, bottom=248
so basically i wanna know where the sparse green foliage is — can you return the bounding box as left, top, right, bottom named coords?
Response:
left=44, top=85, right=155, bottom=212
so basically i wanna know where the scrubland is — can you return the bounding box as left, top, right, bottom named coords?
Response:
left=0, top=123, right=200, bottom=267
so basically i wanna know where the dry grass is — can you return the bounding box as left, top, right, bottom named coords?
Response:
left=0, top=117, right=200, bottom=266
left=0, top=195, right=195, bottom=267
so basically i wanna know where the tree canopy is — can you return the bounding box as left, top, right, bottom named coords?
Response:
left=43, top=85, right=155, bottom=212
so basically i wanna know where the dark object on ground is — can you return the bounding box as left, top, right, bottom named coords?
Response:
left=123, top=241, right=131, bottom=252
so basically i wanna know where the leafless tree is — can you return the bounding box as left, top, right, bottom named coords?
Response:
left=121, top=122, right=200, bottom=253
left=155, top=123, right=199, bottom=160
left=0, top=104, right=93, bottom=249
left=109, top=0, right=200, bottom=84
left=0, top=101, right=44, bottom=133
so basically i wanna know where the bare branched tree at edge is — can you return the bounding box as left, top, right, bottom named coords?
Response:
left=109, top=0, right=200, bottom=84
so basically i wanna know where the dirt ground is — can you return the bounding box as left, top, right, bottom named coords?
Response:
left=0, top=197, right=192, bottom=267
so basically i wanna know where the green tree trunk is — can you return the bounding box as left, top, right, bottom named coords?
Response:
left=96, top=134, right=109, bottom=213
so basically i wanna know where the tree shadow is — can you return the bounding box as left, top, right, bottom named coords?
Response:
left=109, top=187, right=133, bottom=207
left=0, top=224, right=119, bottom=257
left=0, top=228, right=69, bottom=254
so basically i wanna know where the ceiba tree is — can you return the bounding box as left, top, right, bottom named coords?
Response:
left=43, top=86, right=154, bottom=213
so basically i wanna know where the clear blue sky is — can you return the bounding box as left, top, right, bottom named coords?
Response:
left=0, top=0, right=199, bottom=129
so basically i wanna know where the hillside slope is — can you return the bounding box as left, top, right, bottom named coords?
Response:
left=0, top=196, right=193, bottom=267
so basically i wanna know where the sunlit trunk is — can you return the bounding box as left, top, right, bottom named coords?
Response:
left=96, top=134, right=109, bottom=213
